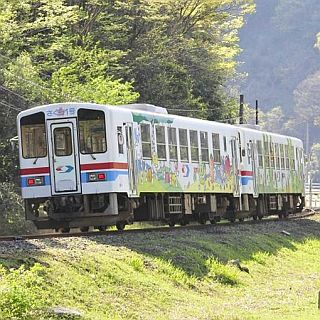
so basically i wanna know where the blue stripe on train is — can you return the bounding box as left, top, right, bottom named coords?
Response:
left=21, top=170, right=128, bottom=188
left=81, top=170, right=128, bottom=183
left=241, top=176, right=253, bottom=186
left=20, top=175, right=51, bottom=188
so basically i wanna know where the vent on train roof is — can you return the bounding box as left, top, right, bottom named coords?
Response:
left=118, top=103, right=168, bottom=114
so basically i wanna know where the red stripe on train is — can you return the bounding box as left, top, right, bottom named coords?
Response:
left=240, top=170, right=253, bottom=176
left=20, top=167, right=50, bottom=175
left=80, top=162, right=128, bottom=171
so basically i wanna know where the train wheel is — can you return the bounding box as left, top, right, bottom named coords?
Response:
left=252, top=215, right=257, bottom=221
left=61, top=227, right=70, bottom=233
left=116, top=221, right=126, bottom=231
left=229, top=218, right=235, bottom=223
left=210, top=219, right=216, bottom=225
left=180, top=219, right=187, bottom=226
left=80, top=226, right=89, bottom=232
left=168, top=221, right=175, bottom=227
left=98, top=226, right=107, bottom=232
left=198, top=214, right=206, bottom=225
left=258, top=216, right=263, bottom=221
left=239, top=218, right=244, bottom=222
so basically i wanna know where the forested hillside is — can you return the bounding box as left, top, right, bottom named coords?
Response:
left=0, top=0, right=254, bottom=137
left=239, top=0, right=320, bottom=149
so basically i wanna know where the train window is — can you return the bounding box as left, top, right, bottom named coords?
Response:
left=270, top=143, right=275, bottom=168
left=285, top=145, right=290, bottom=169
left=78, top=109, right=106, bottom=154
left=290, top=146, right=295, bottom=169
left=212, top=133, right=221, bottom=163
left=238, top=132, right=242, bottom=163
left=200, top=131, right=209, bottom=162
left=257, top=140, right=263, bottom=167
left=168, top=127, right=178, bottom=161
left=140, top=123, right=152, bottom=158
left=275, top=143, right=280, bottom=169
left=156, top=126, right=166, bottom=160
left=280, top=144, right=285, bottom=169
left=264, top=142, right=270, bottom=168
left=179, top=129, right=189, bottom=162
left=117, top=126, right=124, bottom=154
left=223, top=136, right=227, bottom=152
left=190, top=130, right=199, bottom=162
left=54, top=127, right=72, bottom=156
left=20, top=112, right=47, bottom=159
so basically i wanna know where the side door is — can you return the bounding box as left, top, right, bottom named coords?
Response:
left=125, top=123, right=138, bottom=196
left=48, top=119, right=81, bottom=195
left=249, top=140, right=259, bottom=197
left=231, top=136, right=241, bottom=197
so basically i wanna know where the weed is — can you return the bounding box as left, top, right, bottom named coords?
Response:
left=205, top=257, right=240, bottom=286
left=251, top=251, right=271, bottom=265
left=128, top=256, right=145, bottom=272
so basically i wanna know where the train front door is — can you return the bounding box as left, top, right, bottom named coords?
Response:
left=48, top=119, right=81, bottom=195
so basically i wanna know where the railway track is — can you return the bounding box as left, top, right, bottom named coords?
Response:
left=0, top=209, right=317, bottom=242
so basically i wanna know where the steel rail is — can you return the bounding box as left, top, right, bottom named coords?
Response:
left=0, top=210, right=316, bottom=242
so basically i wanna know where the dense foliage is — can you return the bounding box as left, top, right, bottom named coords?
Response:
left=0, top=0, right=254, bottom=120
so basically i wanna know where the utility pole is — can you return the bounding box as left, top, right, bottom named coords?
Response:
left=239, top=94, right=244, bottom=124
left=306, top=121, right=312, bottom=209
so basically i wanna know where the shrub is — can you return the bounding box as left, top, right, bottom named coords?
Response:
left=0, top=263, right=47, bottom=319
left=0, top=182, right=35, bottom=235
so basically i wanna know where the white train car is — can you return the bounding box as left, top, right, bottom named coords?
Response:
left=17, top=103, right=304, bottom=231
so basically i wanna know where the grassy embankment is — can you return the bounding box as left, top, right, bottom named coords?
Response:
left=1, top=216, right=320, bottom=319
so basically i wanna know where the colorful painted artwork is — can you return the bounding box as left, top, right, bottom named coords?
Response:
left=132, top=113, right=235, bottom=194
left=256, top=135, right=304, bottom=194
left=131, top=112, right=304, bottom=195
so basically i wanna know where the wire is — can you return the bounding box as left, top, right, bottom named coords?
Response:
left=0, top=52, right=78, bottom=102
left=0, top=100, right=23, bottom=112
left=0, top=84, right=29, bottom=102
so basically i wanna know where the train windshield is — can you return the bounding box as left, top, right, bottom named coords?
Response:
left=78, top=108, right=107, bottom=154
left=20, top=112, right=47, bottom=159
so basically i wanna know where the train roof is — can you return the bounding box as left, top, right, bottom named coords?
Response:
left=17, top=102, right=303, bottom=144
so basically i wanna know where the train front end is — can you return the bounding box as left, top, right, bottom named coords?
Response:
left=17, top=103, right=134, bottom=231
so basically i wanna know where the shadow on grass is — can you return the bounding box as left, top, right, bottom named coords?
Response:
left=92, top=217, right=320, bottom=281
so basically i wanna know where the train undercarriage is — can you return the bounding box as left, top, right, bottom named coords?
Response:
left=25, top=192, right=305, bottom=232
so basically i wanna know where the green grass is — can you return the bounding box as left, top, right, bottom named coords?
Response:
left=1, top=216, right=320, bottom=319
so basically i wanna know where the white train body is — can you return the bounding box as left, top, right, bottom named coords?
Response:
left=17, top=103, right=305, bottom=230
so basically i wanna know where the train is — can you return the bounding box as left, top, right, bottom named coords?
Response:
left=17, top=102, right=305, bottom=232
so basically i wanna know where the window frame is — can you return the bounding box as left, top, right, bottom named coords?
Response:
left=168, top=127, right=178, bottom=161
left=212, top=133, right=221, bottom=164
left=78, top=108, right=107, bottom=155
left=200, top=131, right=209, bottom=163
left=20, top=112, right=47, bottom=159
left=53, top=127, right=73, bottom=157
left=140, top=123, right=152, bottom=159
left=257, top=140, right=263, bottom=167
left=190, top=130, right=199, bottom=162
left=179, top=128, right=189, bottom=162
left=264, top=141, right=270, bottom=168
left=155, top=125, right=167, bottom=160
